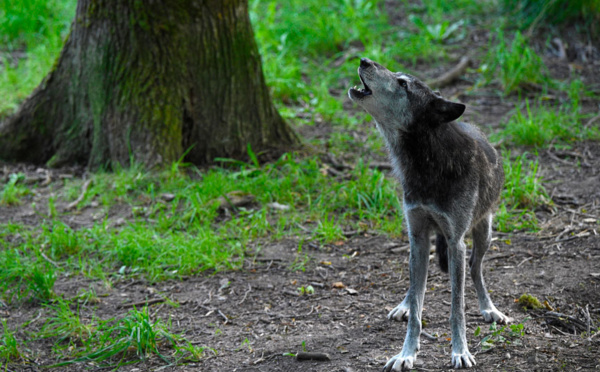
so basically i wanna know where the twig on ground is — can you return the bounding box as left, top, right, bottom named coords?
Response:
left=238, top=285, right=252, bottom=305
left=296, top=352, right=331, bottom=361
left=218, top=309, right=228, bottom=324
left=517, top=257, right=533, bottom=267
left=427, top=56, right=471, bottom=89
left=584, top=114, right=600, bottom=128
left=368, top=161, right=393, bottom=170
left=117, top=297, right=166, bottom=309
left=421, top=331, right=438, bottom=341
left=39, top=251, right=60, bottom=268
left=584, top=305, right=592, bottom=340
left=66, top=179, right=92, bottom=210
left=547, top=151, right=576, bottom=166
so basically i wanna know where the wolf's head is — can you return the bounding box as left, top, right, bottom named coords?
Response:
left=348, top=58, right=465, bottom=134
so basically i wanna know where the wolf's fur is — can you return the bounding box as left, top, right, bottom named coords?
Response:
left=348, top=58, right=510, bottom=370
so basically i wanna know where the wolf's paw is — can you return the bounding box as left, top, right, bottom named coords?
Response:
left=387, top=303, right=410, bottom=322
left=481, top=308, right=512, bottom=324
left=383, top=352, right=416, bottom=371
left=451, top=350, right=476, bottom=369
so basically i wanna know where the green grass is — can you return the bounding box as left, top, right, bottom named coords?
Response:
left=492, top=83, right=600, bottom=146
left=38, top=298, right=95, bottom=344
left=0, top=319, right=25, bottom=363
left=478, top=30, right=551, bottom=95
left=51, top=306, right=207, bottom=368
left=249, top=0, right=445, bottom=127
left=0, top=173, right=30, bottom=206
left=0, top=155, right=403, bottom=302
left=496, top=151, right=549, bottom=232
left=0, top=245, right=57, bottom=303
left=0, top=0, right=76, bottom=116
left=501, top=0, right=600, bottom=34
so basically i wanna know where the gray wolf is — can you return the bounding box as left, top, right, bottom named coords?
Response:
left=348, top=58, right=511, bottom=370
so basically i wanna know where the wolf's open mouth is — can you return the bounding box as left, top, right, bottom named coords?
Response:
left=350, top=72, right=372, bottom=98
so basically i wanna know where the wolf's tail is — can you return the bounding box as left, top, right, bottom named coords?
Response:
left=436, top=234, right=449, bottom=273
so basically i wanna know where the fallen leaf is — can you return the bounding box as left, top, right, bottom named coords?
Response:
left=332, top=282, right=345, bottom=289
left=320, top=261, right=332, bottom=266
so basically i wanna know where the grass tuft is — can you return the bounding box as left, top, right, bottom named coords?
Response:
left=0, top=173, right=30, bottom=206
left=493, top=94, right=600, bottom=147
left=479, top=30, right=550, bottom=95
left=0, top=319, right=25, bottom=363
left=53, top=306, right=207, bottom=367
left=496, top=151, right=549, bottom=232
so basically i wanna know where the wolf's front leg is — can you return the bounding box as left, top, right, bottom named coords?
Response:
left=384, top=225, right=430, bottom=371
left=448, top=238, right=476, bottom=369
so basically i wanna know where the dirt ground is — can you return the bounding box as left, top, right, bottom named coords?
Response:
left=2, top=145, right=600, bottom=372
left=3, top=6, right=600, bottom=372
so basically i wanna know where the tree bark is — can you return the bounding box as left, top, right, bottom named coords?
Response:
left=0, top=0, right=297, bottom=168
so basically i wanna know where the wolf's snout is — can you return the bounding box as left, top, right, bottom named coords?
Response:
left=360, top=58, right=372, bottom=68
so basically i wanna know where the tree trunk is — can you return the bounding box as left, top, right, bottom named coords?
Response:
left=0, top=0, right=297, bottom=168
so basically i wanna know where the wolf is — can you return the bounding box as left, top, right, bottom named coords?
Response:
left=348, top=58, right=511, bottom=370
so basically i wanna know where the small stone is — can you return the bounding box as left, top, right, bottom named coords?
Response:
left=161, top=193, right=176, bottom=202
left=505, top=352, right=511, bottom=359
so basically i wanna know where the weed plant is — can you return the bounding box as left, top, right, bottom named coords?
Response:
left=0, top=245, right=56, bottom=303
left=249, top=0, right=444, bottom=125
left=38, top=298, right=95, bottom=345
left=0, top=0, right=76, bottom=115
left=0, top=319, right=24, bottom=363
left=493, top=82, right=600, bottom=146
left=0, top=173, right=30, bottom=206
left=52, top=306, right=205, bottom=367
left=496, top=151, right=549, bottom=232
left=479, top=30, right=551, bottom=95
left=501, top=0, right=600, bottom=35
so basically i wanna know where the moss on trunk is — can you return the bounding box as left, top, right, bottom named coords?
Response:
left=0, top=0, right=297, bottom=168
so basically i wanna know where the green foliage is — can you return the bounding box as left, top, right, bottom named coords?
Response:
left=0, top=246, right=56, bottom=303
left=501, top=0, right=600, bottom=33
left=496, top=151, right=549, bottom=232
left=297, top=285, right=315, bottom=296
left=0, top=319, right=24, bottom=362
left=493, top=95, right=600, bottom=147
left=0, top=0, right=76, bottom=115
left=1, top=154, right=404, bottom=289
left=53, top=306, right=205, bottom=367
left=479, top=30, right=550, bottom=95
left=0, top=0, right=74, bottom=48
left=517, top=293, right=543, bottom=310
left=476, top=319, right=527, bottom=349
left=314, top=214, right=345, bottom=243
left=0, top=173, right=30, bottom=206
left=249, top=0, right=443, bottom=125
left=409, top=16, right=465, bottom=43
left=38, top=298, right=95, bottom=344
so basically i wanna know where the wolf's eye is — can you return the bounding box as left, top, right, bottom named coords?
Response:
left=397, top=79, right=408, bottom=89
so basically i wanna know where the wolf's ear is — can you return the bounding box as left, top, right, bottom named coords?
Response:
left=430, top=97, right=465, bottom=123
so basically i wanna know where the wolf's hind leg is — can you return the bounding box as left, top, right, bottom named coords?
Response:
left=471, top=214, right=511, bottom=324
left=388, top=293, right=410, bottom=321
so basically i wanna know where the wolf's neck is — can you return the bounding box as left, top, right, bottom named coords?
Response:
left=387, top=122, right=474, bottom=184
